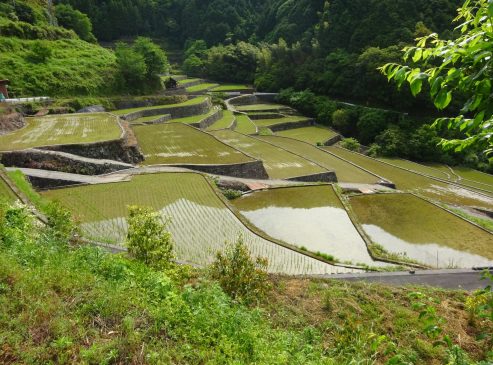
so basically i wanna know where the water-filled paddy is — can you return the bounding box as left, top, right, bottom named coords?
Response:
left=41, top=173, right=359, bottom=274
left=232, top=185, right=385, bottom=266
left=132, top=123, right=253, bottom=165
left=349, top=193, right=493, bottom=268
left=326, top=147, right=493, bottom=210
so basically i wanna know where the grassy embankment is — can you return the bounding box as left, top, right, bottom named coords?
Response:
left=0, top=198, right=491, bottom=364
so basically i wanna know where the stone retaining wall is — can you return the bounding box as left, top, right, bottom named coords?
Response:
left=122, top=98, right=211, bottom=122
left=1, top=149, right=133, bottom=175
left=27, top=175, right=83, bottom=190
left=190, top=109, right=223, bottom=129
left=286, top=171, right=337, bottom=183
left=268, top=119, right=315, bottom=132
left=42, top=123, right=144, bottom=164
left=173, top=160, right=269, bottom=179
left=324, top=134, right=343, bottom=146
left=248, top=113, right=284, bottom=120
left=142, top=114, right=171, bottom=125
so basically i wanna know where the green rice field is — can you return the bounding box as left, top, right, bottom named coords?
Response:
left=211, top=85, right=250, bottom=92
left=277, top=126, right=339, bottom=145
left=186, top=83, right=219, bottom=92
left=169, top=108, right=218, bottom=124
left=259, top=136, right=379, bottom=184
left=41, top=173, right=358, bottom=274
left=232, top=186, right=385, bottom=266
left=177, top=78, right=201, bottom=85
left=0, top=113, right=122, bottom=151
left=326, top=147, right=493, bottom=210
left=234, top=114, right=257, bottom=134
left=253, top=116, right=311, bottom=128
left=211, top=130, right=327, bottom=179
left=206, top=111, right=235, bottom=131
left=379, top=158, right=493, bottom=194
left=113, top=96, right=209, bottom=116
left=132, top=123, right=254, bottom=165
left=236, top=104, right=287, bottom=112
left=378, top=158, right=451, bottom=180
left=350, top=193, right=493, bottom=268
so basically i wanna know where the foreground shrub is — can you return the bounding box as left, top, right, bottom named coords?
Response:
left=126, top=205, right=174, bottom=270
left=210, top=237, right=270, bottom=305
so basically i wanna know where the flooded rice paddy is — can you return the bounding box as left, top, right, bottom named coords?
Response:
left=232, top=185, right=389, bottom=266
left=349, top=193, right=493, bottom=268
left=42, top=173, right=361, bottom=275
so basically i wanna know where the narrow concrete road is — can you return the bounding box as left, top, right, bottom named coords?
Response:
left=325, top=269, right=492, bottom=291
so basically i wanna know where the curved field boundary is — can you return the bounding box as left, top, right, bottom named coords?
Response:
left=247, top=134, right=334, bottom=175
left=335, top=147, right=493, bottom=200
left=230, top=183, right=391, bottom=268
left=212, top=130, right=330, bottom=180
left=338, top=190, right=429, bottom=268
left=189, top=108, right=223, bottom=129
left=120, top=97, right=212, bottom=122
left=200, top=175, right=367, bottom=271
left=254, top=134, right=384, bottom=184
left=347, top=191, right=493, bottom=266
left=233, top=112, right=258, bottom=134
left=42, top=171, right=364, bottom=274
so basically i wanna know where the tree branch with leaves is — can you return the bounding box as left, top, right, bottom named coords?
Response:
left=381, top=0, right=493, bottom=155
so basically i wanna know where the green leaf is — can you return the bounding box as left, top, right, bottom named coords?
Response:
left=434, top=89, right=452, bottom=110
left=412, top=49, right=422, bottom=63
left=489, top=1, right=493, bottom=16
left=410, top=78, right=423, bottom=96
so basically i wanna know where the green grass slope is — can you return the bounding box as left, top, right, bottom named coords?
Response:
left=0, top=37, right=117, bottom=97
left=0, top=201, right=491, bottom=364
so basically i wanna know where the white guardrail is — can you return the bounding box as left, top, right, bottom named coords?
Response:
left=1, top=97, right=51, bottom=104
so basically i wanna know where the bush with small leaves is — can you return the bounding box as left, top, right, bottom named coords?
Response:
left=210, top=236, right=270, bottom=305
left=126, top=205, right=174, bottom=270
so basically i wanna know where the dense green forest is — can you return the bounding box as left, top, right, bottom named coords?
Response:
left=2, top=0, right=490, bottom=168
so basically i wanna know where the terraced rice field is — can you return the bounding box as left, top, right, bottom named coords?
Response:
left=41, top=173, right=358, bottom=274
left=130, top=114, right=170, bottom=124
left=350, top=193, right=493, bottom=268
left=169, top=108, right=218, bottom=124
left=178, top=78, right=201, bottom=86
left=206, top=111, right=235, bottom=131
left=0, top=113, right=122, bottom=151
left=378, top=158, right=451, bottom=181
left=113, top=96, right=208, bottom=116
left=211, top=85, right=250, bottom=92
left=236, top=104, right=287, bottom=112
left=211, top=130, right=327, bottom=179
left=253, top=116, right=311, bottom=128
left=232, top=186, right=385, bottom=266
left=132, top=123, right=253, bottom=165
left=258, top=136, right=379, bottom=184
left=234, top=114, right=257, bottom=134
left=378, top=158, right=493, bottom=194
left=186, top=83, right=219, bottom=92
left=326, top=147, right=493, bottom=210
left=277, top=126, right=339, bottom=145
